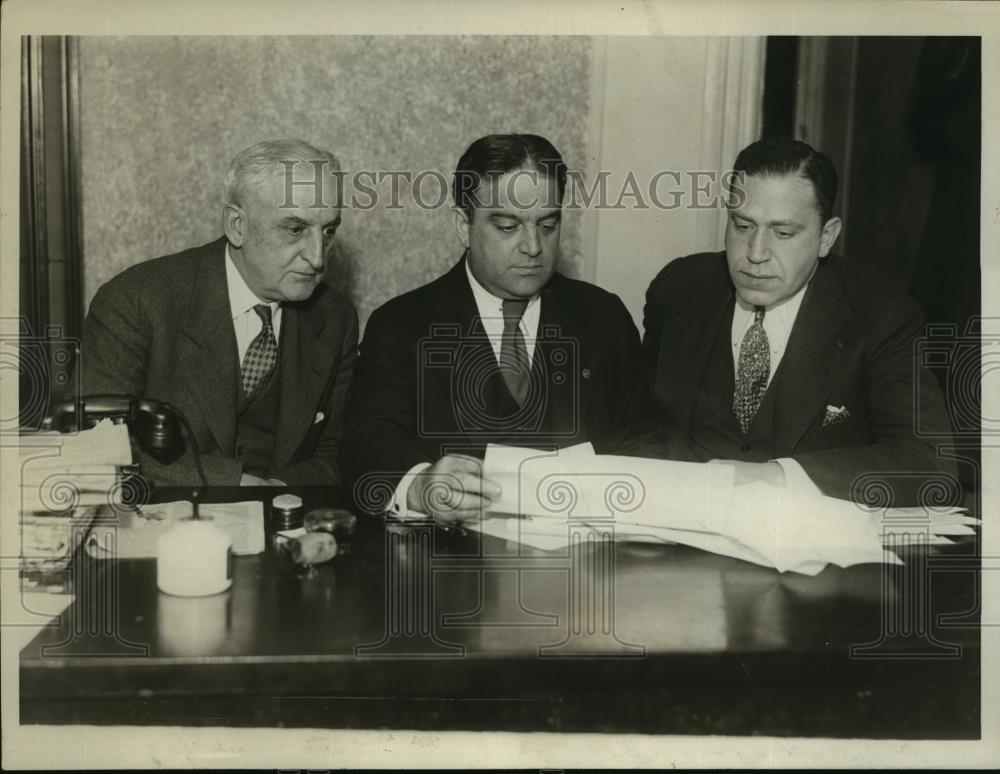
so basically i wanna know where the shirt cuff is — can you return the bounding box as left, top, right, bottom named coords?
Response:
left=390, top=462, right=432, bottom=520
left=773, top=457, right=823, bottom=495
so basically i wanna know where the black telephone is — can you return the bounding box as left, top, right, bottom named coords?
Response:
left=42, top=394, right=207, bottom=484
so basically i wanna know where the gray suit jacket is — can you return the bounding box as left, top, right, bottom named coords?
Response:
left=75, top=237, right=358, bottom=486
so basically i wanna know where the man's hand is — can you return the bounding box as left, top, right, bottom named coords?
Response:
left=406, top=454, right=501, bottom=525
left=710, top=459, right=787, bottom=487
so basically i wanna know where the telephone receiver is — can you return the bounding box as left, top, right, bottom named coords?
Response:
left=43, top=394, right=185, bottom=466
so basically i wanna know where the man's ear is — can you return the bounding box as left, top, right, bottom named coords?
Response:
left=452, top=206, right=471, bottom=249
left=818, top=216, right=842, bottom=258
left=224, top=203, right=247, bottom=248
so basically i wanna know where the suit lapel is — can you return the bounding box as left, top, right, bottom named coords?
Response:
left=273, top=289, right=335, bottom=468
left=771, top=259, right=851, bottom=453
left=535, top=277, right=585, bottom=439
left=431, top=258, right=501, bottom=445
left=662, top=257, right=733, bottom=444
left=179, top=240, right=240, bottom=455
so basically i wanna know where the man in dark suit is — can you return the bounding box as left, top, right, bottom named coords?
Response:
left=643, top=137, right=956, bottom=505
left=342, top=134, right=660, bottom=523
left=77, top=139, right=357, bottom=486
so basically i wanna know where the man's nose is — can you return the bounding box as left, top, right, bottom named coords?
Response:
left=746, top=229, right=769, bottom=264
left=302, top=230, right=325, bottom=271
left=519, top=226, right=542, bottom=258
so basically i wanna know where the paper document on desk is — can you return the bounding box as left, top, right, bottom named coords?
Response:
left=18, top=420, right=133, bottom=512
left=475, top=444, right=975, bottom=575
left=18, top=419, right=133, bottom=468
left=86, top=500, right=265, bottom=558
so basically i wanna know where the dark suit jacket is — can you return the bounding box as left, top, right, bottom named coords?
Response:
left=642, top=251, right=958, bottom=505
left=341, top=257, right=663, bottom=506
left=76, top=237, right=358, bottom=486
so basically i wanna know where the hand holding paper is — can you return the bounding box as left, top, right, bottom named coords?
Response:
left=406, top=453, right=502, bottom=524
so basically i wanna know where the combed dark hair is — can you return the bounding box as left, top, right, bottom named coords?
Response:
left=732, top=137, right=838, bottom=223
left=452, top=133, right=567, bottom=216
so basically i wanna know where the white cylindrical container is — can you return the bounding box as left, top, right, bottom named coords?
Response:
left=157, top=592, right=232, bottom=655
left=156, top=519, right=233, bottom=596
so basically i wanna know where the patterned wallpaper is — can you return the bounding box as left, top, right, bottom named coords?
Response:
left=78, top=36, right=593, bottom=328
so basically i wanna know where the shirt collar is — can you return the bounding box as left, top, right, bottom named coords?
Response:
left=225, top=243, right=279, bottom=320
left=464, top=254, right=541, bottom=314
left=734, top=279, right=810, bottom=318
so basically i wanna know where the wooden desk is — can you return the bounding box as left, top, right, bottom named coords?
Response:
left=19, top=487, right=981, bottom=737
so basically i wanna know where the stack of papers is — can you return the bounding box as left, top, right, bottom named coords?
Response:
left=85, top=500, right=266, bottom=558
left=18, top=421, right=133, bottom=572
left=18, top=419, right=133, bottom=512
left=473, top=444, right=975, bottom=576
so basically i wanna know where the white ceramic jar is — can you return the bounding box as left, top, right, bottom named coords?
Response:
left=156, top=519, right=233, bottom=596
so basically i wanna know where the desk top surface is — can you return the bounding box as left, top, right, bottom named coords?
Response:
left=19, top=486, right=982, bottom=736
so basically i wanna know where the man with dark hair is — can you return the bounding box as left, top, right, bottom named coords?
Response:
left=77, top=139, right=358, bottom=487
left=342, top=133, right=661, bottom=523
left=642, top=137, right=956, bottom=505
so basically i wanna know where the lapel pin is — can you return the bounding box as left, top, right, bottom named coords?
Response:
left=582, top=368, right=592, bottom=379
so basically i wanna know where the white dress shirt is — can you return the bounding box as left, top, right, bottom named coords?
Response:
left=730, top=282, right=808, bottom=384
left=225, top=245, right=288, bottom=485
left=225, top=244, right=282, bottom=363
left=730, top=282, right=820, bottom=495
left=390, top=262, right=544, bottom=518
left=465, top=260, right=542, bottom=366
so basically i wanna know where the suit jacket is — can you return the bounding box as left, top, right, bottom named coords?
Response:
left=341, top=257, right=663, bottom=506
left=642, top=251, right=958, bottom=505
left=76, top=237, right=358, bottom=486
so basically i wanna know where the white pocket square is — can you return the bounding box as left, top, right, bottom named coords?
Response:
left=822, top=404, right=850, bottom=427
left=313, top=411, right=325, bottom=424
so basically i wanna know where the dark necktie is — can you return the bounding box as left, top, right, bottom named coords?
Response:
left=732, top=305, right=770, bottom=435
left=241, top=304, right=278, bottom=398
left=499, top=298, right=530, bottom=407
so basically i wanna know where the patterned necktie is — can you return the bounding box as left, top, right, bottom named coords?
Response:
left=499, top=298, right=531, bottom=407
left=241, top=304, right=278, bottom=398
left=732, top=305, right=770, bottom=435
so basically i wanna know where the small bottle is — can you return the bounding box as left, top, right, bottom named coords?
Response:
left=272, top=493, right=304, bottom=530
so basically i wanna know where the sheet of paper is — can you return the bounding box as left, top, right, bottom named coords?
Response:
left=483, top=442, right=596, bottom=517
left=476, top=444, right=930, bottom=575
left=472, top=514, right=575, bottom=552
left=881, top=522, right=974, bottom=537
left=86, top=500, right=265, bottom=558
left=19, top=419, right=133, bottom=468
left=483, top=444, right=734, bottom=534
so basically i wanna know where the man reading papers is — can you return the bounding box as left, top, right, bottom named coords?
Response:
left=642, top=137, right=956, bottom=505
left=75, top=139, right=358, bottom=487
left=342, top=133, right=662, bottom=523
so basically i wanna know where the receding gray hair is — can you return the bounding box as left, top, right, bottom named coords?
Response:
left=223, top=138, right=341, bottom=207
